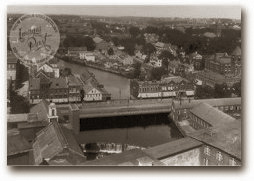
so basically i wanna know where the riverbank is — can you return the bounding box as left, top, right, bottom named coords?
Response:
left=58, top=55, right=131, bottom=79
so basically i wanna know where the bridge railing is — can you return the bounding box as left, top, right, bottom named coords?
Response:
left=81, top=98, right=173, bottom=108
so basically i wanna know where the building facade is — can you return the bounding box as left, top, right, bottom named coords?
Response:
left=137, top=76, right=195, bottom=99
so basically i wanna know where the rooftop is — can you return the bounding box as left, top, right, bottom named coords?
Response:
left=7, top=130, right=31, bottom=156
left=144, top=137, right=203, bottom=160
left=33, top=121, right=85, bottom=165
left=232, top=46, right=241, bottom=56
left=188, top=120, right=241, bottom=160
left=173, top=97, right=241, bottom=110
left=190, top=102, right=237, bottom=127
left=30, top=100, right=50, bottom=122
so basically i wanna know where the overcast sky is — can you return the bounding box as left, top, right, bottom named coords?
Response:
left=8, top=5, right=241, bottom=19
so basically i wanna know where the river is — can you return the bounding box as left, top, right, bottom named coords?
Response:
left=59, top=60, right=130, bottom=99
left=58, top=60, right=182, bottom=159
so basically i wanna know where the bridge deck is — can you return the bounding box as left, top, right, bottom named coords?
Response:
left=56, top=99, right=173, bottom=118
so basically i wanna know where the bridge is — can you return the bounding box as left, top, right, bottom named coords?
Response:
left=56, top=98, right=173, bottom=119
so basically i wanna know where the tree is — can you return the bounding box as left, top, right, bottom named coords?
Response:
left=214, top=83, right=231, bottom=98
left=10, top=90, right=30, bottom=114
left=60, top=68, right=72, bottom=77
left=232, top=81, right=241, bottom=97
left=149, top=67, right=167, bottom=81
left=162, top=59, right=169, bottom=71
left=159, top=50, right=174, bottom=61
left=80, top=89, right=84, bottom=102
left=143, top=43, right=156, bottom=56
left=107, top=47, right=114, bottom=55
left=129, top=26, right=140, bottom=38
left=63, top=35, right=96, bottom=51
left=15, top=61, right=29, bottom=89
left=132, top=62, right=141, bottom=79
left=195, top=85, right=214, bottom=99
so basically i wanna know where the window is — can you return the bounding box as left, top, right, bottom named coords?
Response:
left=204, top=158, right=209, bottom=166
left=204, top=146, right=211, bottom=156
left=229, top=158, right=236, bottom=166
left=216, top=152, right=223, bottom=161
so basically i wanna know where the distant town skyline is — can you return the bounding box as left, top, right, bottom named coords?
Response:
left=8, top=5, right=241, bottom=19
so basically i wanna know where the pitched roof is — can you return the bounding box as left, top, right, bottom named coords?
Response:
left=93, top=36, right=103, bottom=44
left=30, top=100, right=50, bottom=122
left=7, top=129, right=31, bottom=156
left=188, top=121, right=241, bottom=160
left=203, top=32, right=216, bottom=38
left=232, top=46, right=241, bottom=56
left=190, top=102, right=237, bottom=127
left=161, top=76, right=189, bottom=84
left=29, top=78, right=41, bottom=90
left=49, top=78, right=68, bottom=89
left=33, top=121, right=85, bottom=165
left=67, top=75, right=82, bottom=86
left=144, top=137, right=202, bottom=160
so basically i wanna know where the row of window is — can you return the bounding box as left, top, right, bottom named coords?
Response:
left=203, top=146, right=237, bottom=166
left=86, top=94, right=101, bottom=97
left=7, top=64, right=16, bottom=69
left=214, top=105, right=241, bottom=112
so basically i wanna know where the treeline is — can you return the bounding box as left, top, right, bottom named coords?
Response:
left=63, top=35, right=96, bottom=51
left=142, top=26, right=241, bottom=55
left=195, top=81, right=241, bottom=99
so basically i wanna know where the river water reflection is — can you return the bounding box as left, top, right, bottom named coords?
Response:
left=59, top=60, right=130, bottom=99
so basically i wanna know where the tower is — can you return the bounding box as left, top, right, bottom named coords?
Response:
left=48, top=102, right=58, bottom=122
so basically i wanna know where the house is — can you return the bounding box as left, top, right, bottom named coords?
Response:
left=189, top=52, right=203, bottom=70
left=66, top=75, right=83, bottom=102
left=80, top=52, right=95, bottom=62
left=122, top=56, right=134, bottom=65
left=37, top=63, right=60, bottom=78
left=195, top=70, right=241, bottom=88
left=150, top=58, right=162, bottom=67
left=78, top=72, right=111, bottom=102
left=83, top=80, right=110, bottom=102
left=7, top=52, right=18, bottom=89
left=7, top=52, right=17, bottom=81
left=155, top=42, right=165, bottom=50
left=67, top=47, right=87, bottom=58
left=29, top=76, right=69, bottom=104
left=32, top=121, right=86, bottom=165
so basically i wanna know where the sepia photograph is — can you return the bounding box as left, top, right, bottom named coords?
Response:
left=6, top=5, right=242, bottom=166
